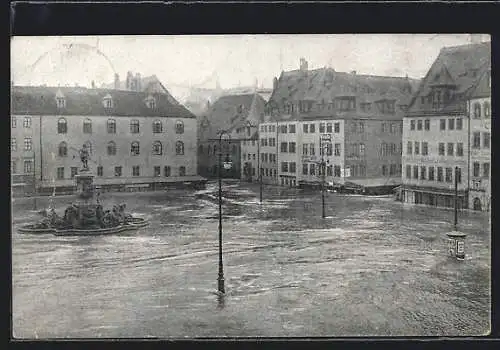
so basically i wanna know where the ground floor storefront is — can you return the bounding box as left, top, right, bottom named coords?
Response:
left=401, top=187, right=468, bottom=210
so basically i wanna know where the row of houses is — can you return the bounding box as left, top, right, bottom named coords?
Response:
left=11, top=78, right=203, bottom=196
left=197, top=42, right=490, bottom=211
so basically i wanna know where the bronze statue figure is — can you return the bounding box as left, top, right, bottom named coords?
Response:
left=79, top=144, right=90, bottom=170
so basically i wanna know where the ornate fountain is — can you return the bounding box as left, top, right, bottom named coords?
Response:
left=18, top=145, right=148, bottom=236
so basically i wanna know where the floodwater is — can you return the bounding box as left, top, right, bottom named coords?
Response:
left=11, top=181, right=491, bottom=338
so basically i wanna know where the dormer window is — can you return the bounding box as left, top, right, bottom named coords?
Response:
left=145, top=95, right=156, bottom=109
left=55, top=90, right=66, bottom=109
left=102, top=94, right=113, bottom=109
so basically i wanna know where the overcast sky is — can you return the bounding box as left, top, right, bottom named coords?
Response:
left=11, top=34, right=487, bottom=100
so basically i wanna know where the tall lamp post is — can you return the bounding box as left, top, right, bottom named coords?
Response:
left=454, top=166, right=459, bottom=230
left=247, top=121, right=262, bottom=203
left=217, top=130, right=231, bottom=294
left=320, top=134, right=332, bottom=218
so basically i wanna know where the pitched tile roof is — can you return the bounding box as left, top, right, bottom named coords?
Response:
left=267, top=68, right=418, bottom=122
left=407, top=41, right=491, bottom=115
left=11, top=85, right=196, bottom=118
left=197, top=93, right=266, bottom=140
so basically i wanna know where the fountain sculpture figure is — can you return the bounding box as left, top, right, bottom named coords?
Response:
left=18, top=144, right=148, bottom=235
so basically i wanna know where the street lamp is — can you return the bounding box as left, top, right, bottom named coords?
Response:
left=217, top=130, right=231, bottom=295
left=320, top=134, right=332, bottom=219
left=246, top=121, right=262, bottom=203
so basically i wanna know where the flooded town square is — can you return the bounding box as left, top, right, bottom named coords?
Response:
left=12, top=182, right=490, bottom=338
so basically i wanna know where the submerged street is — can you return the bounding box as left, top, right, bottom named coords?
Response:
left=12, top=181, right=491, bottom=338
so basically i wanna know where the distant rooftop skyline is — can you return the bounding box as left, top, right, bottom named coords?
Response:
left=11, top=34, right=488, bottom=97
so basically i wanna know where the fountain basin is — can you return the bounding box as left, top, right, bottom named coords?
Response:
left=18, top=217, right=148, bottom=236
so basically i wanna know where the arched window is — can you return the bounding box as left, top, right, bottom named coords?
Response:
left=484, top=101, right=491, bottom=118
left=84, top=141, right=93, bottom=155
left=474, top=102, right=481, bottom=118
left=153, top=120, right=162, bottom=133
left=175, top=120, right=184, bottom=134
left=83, top=118, right=92, bottom=133
left=58, top=118, right=67, bottom=134
left=130, top=119, right=140, bottom=134
left=131, top=141, right=140, bottom=155
left=58, top=142, right=68, bottom=157
left=102, top=94, right=113, bottom=109
left=107, top=141, right=116, bottom=155
left=152, top=141, right=162, bottom=155
left=176, top=141, right=184, bottom=155
left=107, top=119, right=116, bottom=134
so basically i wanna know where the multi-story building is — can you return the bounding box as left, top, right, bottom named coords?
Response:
left=401, top=41, right=491, bottom=210
left=255, top=58, right=418, bottom=193
left=11, top=85, right=202, bottom=194
left=197, top=93, right=266, bottom=179
left=468, top=68, right=491, bottom=211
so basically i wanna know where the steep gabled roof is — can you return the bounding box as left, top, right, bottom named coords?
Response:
left=407, top=41, right=491, bottom=115
left=11, top=85, right=196, bottom=118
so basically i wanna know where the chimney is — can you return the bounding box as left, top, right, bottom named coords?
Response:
left=126, top=71, right=133, bottom=90
left=300, top=58, right=308, bottom=71
left=114, top=73, right=120, bottom=90
left=207, top=99, right=211, bottom=110
left=136, top=73, right=142, bottom=91
left=273, top=77, right=278, bottom=91
left=91, top=80, right=95, bottom=89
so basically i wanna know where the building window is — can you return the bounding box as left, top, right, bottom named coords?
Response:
left=382, top=165, right=387, bottom=176
left=440, top=119, right=446, bottom=130
left=107, top=141, right=116, bottom=156
left=11, top=138, right=17, bottom=151
left=57, top=118, right=67, bottom=134
left=58, top=142, right=67, bottom=157
left=414, top=142, right=420, bottom=155
left=424, top=119, right=430, bottom=131
left=289, top=162, right=296, bottom=173
left=473, top=132, right=481, bottom=148
left=280, top=142, right=288, bottom=153
left=153, top=120, right=163, bottom=133
left=289, top=142, right=296, bottom=153
left=146, top=96, right=156, bottom=109
left=420, top=166, right=426, bottom=180
left=11, top=161, right=17, bottom=174
left=302, top=164, right=308, bottom=175
left=334, top=123, right=340, bottom=133
left=358, top=122, right=365, bottom=133
left=57, top=167, right=64, bottom=179
left=132, top=166, right=140, bottom=177
left=484, top=102, right=490, bottom=118
left=309, top=124, right=316, bottom=133
left=319, top=123, right=325, bottom=133
left=473, top=102, right=481, bottom=118
left=422, top=142, right=428, bottom=156
left=176, top=141, right=184, bottom=155
left=448, top=118, right=455, bottom=130
left=334, top=165, right=341, bottom=177
left=359, top=143, right=365, bottom=156
left=457, top=143, right=463, bottom=156
left=407, top=141, right=412, bottom=155
left=417, top=120, right=422, bottom=131
left=413, top=166, right=418, bottom=179
left=12, top=118, right=16, bottom=128
left=56, top=97, right=66, bottom=109
left=130, top=119, right=140, bottom=134
left=447, top=143, right=454, bottom=156
left=289, top=124, right=296, bottom=133
left=131, top=141, right=140, bottom=155
left=456, top=168, right=462, bottom=183
left=438, top=143, right=445, bottom=155
left=23, top=160, right=33, bottom=174
left=428, top=167, right=435, bottom=181
left=406, top=165, right=411, bottom=179
left=310, top=143, right=315, bottom=155
left=473, top=162, right=480, bottom=177
left=309, top=163, right=315, bottom=175
left=154, top=166, right=161, bottom=177
left=71, top=167, right=78, bottom=178
left=24, top=137, right=32, bottom=151
left=105, top=118, right=116, bottom=134
left=176, top=121, right=184, bottom=134
left=410, top=120, right=415, bottom=130
left=483, top=163, right=490, bottom=178
left=83, top=118, right=92, bottom=133
left=334, top=143, right=341, bottom=156
left=114, top=166, right=122, bottom=177
left=103, top=96, right=113, bottom=109
left=302, top=144, right=308, bottom=155
left=164, top=166, right=171, bottom=177
left=97, top=166, right=103, bottom=176
left=445, top=168, right=453, bottom=182
left=326, top=123, right=332, bottom=133
left=483, top=132, right=490, bottom=148
left=437, top=167, right=443, bottom=182
left=456, top=118, right=463, bottom=130
left=326, top=143, right=333, bottom=156
left=281, top=162, right=288, bottom=172
left=152, top=141, right=163, bottom=155
left=23, top=117, right=32, bottom=128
